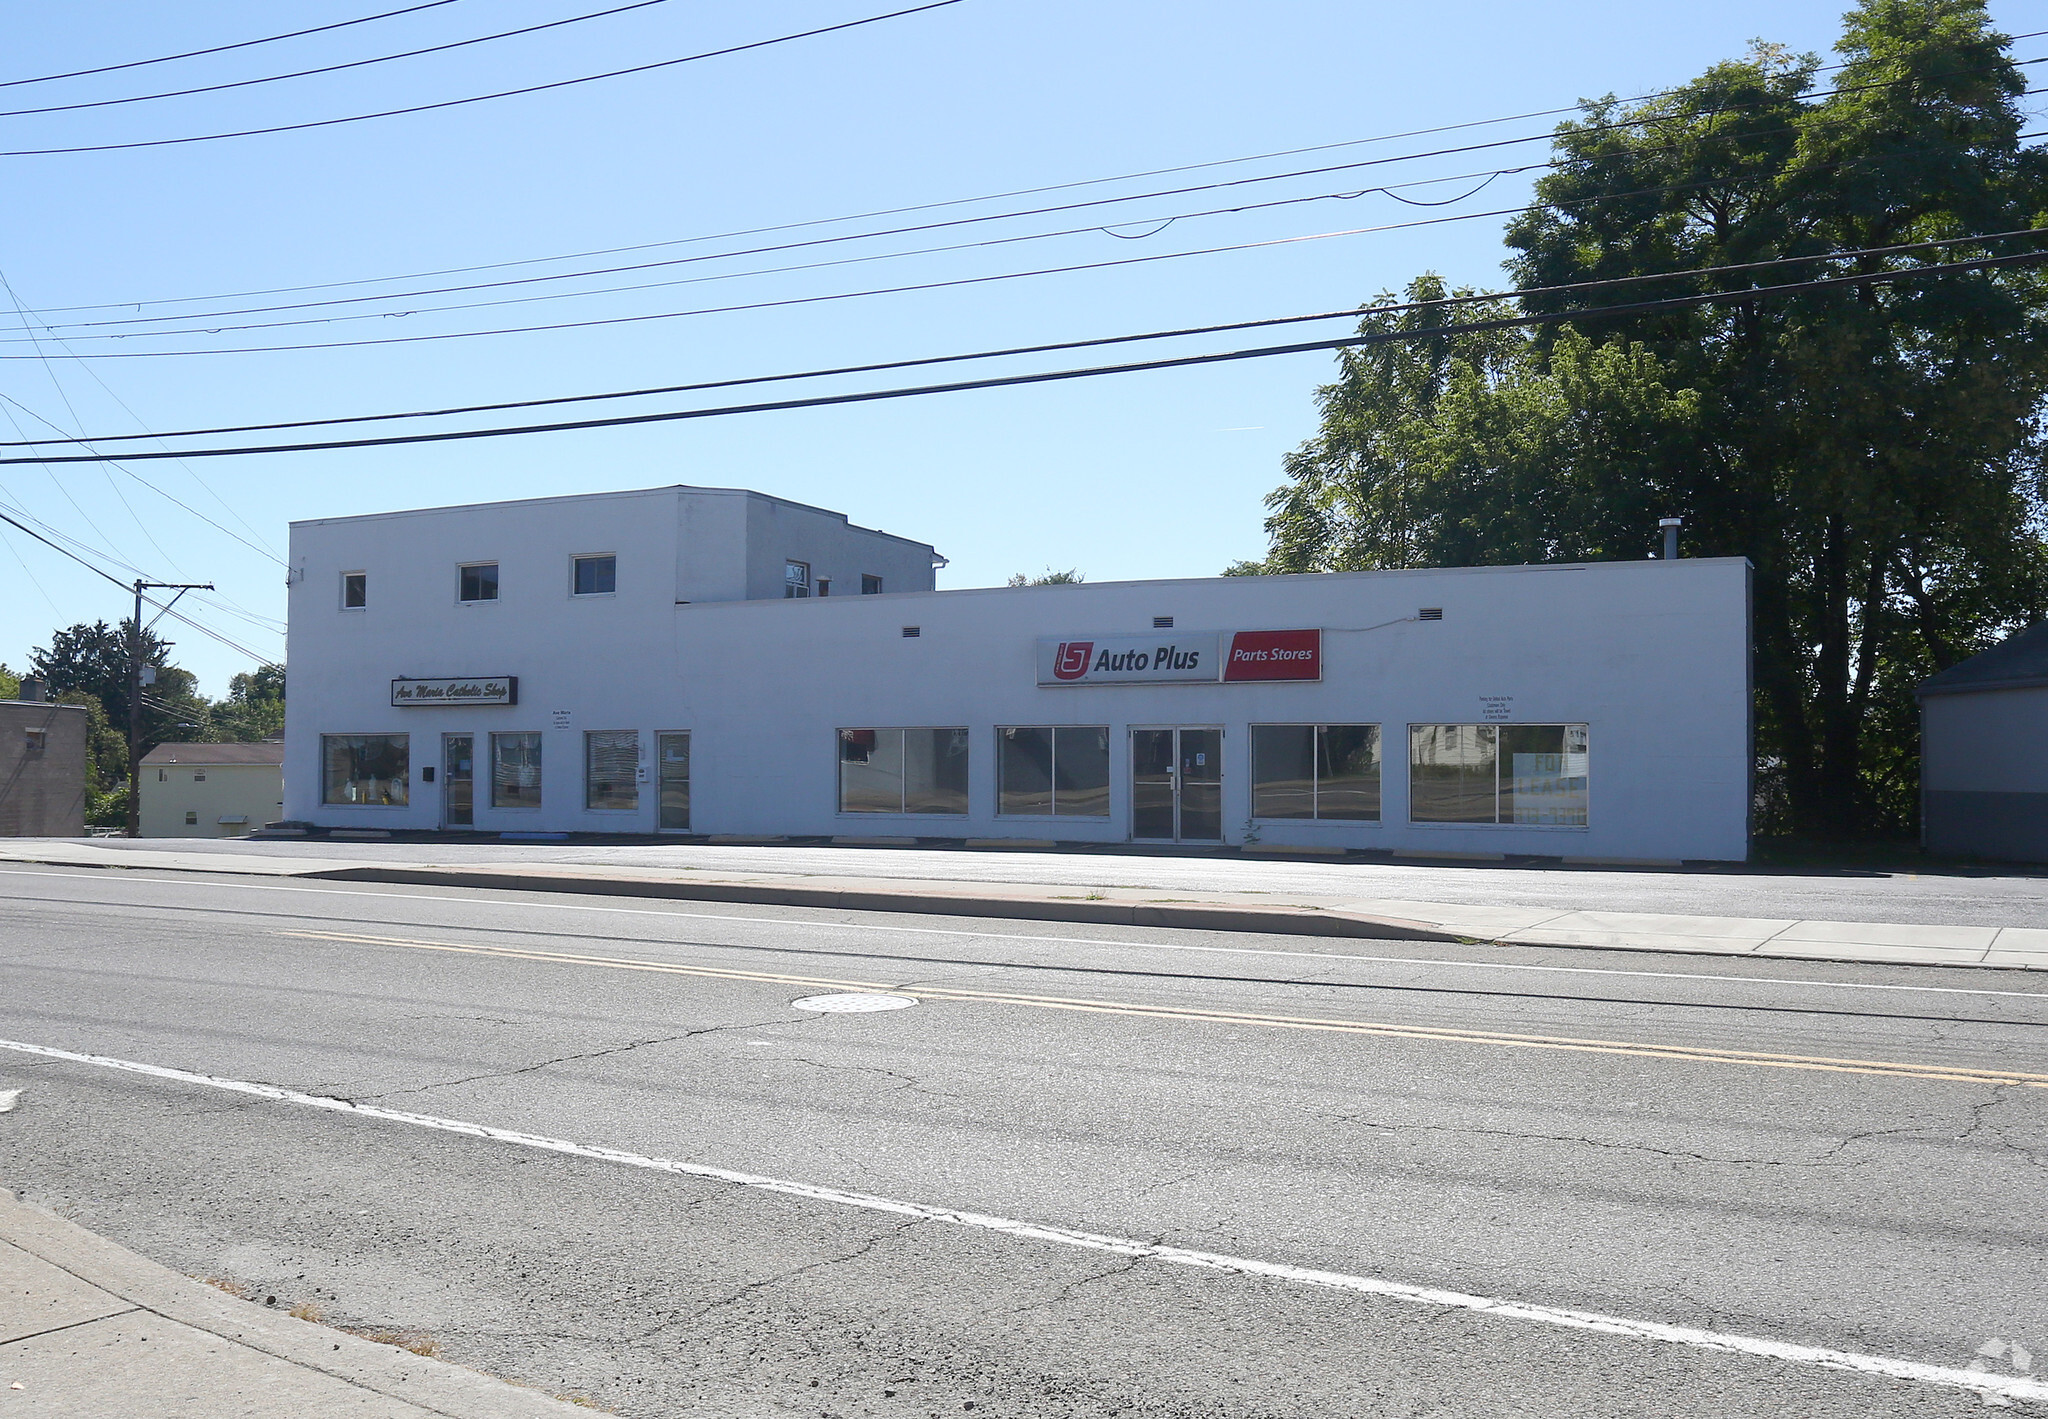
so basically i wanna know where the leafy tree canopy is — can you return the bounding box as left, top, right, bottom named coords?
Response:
left=1246, top=0, right=2048, bottom=838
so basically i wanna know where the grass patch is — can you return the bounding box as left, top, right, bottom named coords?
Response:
left=198, top=1276, right=252, bottom=1300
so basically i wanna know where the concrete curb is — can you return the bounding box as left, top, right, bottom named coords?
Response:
left=301, top=865, right=1467, bottom=943
left=0, top=1188, right=593, bottom=1417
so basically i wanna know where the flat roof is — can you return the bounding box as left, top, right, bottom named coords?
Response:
left=289, top=483, right=936, bottom=552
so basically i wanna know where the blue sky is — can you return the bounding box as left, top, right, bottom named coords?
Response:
left=0, top=0, right=2037, bottom=692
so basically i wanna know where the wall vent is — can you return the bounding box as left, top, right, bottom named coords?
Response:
left=1418, top=607, right=1444, bottom=621
left=1153, top=615, right=1174, bottom=629
left=901, top=626, right=921, bottom=638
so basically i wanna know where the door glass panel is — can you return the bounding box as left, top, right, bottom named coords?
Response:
left=658, top=732, right=690, bottom=830
left=1177, top=728, right=1222, bottom=841
left=1131, top=729, right=1175, bottom=839
left=443, top=734, right=473, bottom=827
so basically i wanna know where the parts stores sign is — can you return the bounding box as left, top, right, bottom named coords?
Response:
left=1035, top=630, right=1320, bottom=686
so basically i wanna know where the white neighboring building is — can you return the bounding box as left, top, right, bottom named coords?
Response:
left=284, top=485, right=1751, bottom=862
left=140, top=741, right=285, bottom=837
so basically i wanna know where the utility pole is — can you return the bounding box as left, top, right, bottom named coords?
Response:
left=129, top=579, right=213, bottom=838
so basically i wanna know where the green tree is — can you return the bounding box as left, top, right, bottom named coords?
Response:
left=30, top=619, right=207, bottom=754
left=1251, top=0, right=2048, bottom=839
left=0, top=663, right=18, bottom=700
left=206, top=665, right=286, bottom=743
left=1006, top=569, right=1086, bottom=585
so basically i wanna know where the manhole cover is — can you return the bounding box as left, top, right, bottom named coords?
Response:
left=790, top=993, right=918, bottom=1014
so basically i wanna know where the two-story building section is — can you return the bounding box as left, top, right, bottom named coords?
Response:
left=285, top=484, right=1752, bottom=861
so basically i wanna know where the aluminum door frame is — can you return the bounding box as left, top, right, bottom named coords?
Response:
left=1127, top=724, right=1224, bottom=843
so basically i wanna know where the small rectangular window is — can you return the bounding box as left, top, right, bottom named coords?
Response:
left=785, top=560, right=810, bottom=598
left=23, top=728, right=46, bottom=759
left=585, top=729, right=638, bottom=811
left=194, top=770, right=206, bottom=782
left=491, top=731, right=542, bottom=808
left=861, top=574, right=883, bottom=595
left=341, top=572, right=367, bottom=609
left=321, top=734, right=409, bottom=806
left=838, top=727, right=968, bottom=815
left=156, top=767, right=165, bottom=781
left=185, top=811, right=197, bottom=825
left=1408, top=724, right=1587, bottom=825
left=998, top=726, right=1110, bottom=817
left=1252, top=725, right=1382, bottom=822
left=572, top=554, right=616, bottom=596
left=459, top=562, right=499, bottom=602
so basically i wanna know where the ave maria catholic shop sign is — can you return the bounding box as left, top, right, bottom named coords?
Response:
left=1036, top=630, right=1320, bottom=686
left=390, top=676, right=518, bottom=707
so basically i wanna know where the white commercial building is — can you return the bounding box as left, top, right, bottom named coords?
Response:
left=285, top=485, right=1752, bottom=862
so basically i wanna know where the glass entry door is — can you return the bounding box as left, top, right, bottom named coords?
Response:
left=657, top=732, right=691, bottom=831
left=442, top=734, right=474, bottom=828
left=1130, top=727, right=1222, bottom=842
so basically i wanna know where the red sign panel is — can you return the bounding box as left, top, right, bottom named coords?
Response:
left=1222, top=629, right=1321, bottom=682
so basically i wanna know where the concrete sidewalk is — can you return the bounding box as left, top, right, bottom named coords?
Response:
left=0, top=1189, right=593, bottom=1417
left=5, top=839, right=2044, bottom=973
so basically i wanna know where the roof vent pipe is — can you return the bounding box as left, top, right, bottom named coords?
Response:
left=1659, top=517, right=1682, bottom=561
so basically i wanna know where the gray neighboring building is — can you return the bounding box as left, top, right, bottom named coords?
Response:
left=1918, top=622, right=2048, bottom=862
left=0, top=680, right=88, bottom=837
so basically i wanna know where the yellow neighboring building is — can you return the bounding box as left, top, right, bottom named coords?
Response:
left=139, top=742, right=285, bottom=838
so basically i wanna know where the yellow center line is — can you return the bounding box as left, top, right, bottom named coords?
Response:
left=279, top=929, right=2048, bottom=1089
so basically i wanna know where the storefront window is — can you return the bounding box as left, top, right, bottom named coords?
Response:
left=998, top=726, right=1110, bottom=817
left=1252, top=725, right=1379, bottom=821
left=1408, top=724, right=1587, bottom=825
left=491, top=731, right=542, bottom=808
left=585, top=730, right=638, bottom=811
left=839, top=727, right=968, bottom=814
left=321, top=734, right=409, bottom=806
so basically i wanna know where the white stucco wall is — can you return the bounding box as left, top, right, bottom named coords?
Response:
left=285, top=504, right=1752, bottom=860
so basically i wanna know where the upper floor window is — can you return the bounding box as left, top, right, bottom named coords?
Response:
left=23, top=728, right=45, bottom=759
left=573, top=554, right=616, bottom=596
left=341, top=571, right=367, bottom=609
left=785, top=560, right=811, bottom=598
left=459, top=562, right=499, bottom=602
left=861, top=574, right=883, bottom=595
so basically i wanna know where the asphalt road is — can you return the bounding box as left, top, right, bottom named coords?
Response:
left=63, top=835, right=2048, bottom=927
left=2, top=862, right=2044, bottom=1417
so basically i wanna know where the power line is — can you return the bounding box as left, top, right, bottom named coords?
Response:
left=0, top=0, right=675, bottom=120
left=32, top=115, right=2042, bottom=347
left=4, top=247, right=2040, bottom=466
left=21, top=114, right=2045, bottom=362
left=33, top=35, right=2047, bottom=318
left=0, top=0, right=464, bottom=91
left=10, top=228, right=2041, bottom=449
left=0, top=0, right=966, bottom=158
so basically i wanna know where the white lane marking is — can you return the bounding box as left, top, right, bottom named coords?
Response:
left=4, top=1035, right=2042, bottom=1406
left=2, top=865, right=2044, bottom=1002
left=0, top=1088, right=19, bottom=1112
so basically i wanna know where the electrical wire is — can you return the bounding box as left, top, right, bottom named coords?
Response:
left=11, top=227, right=2041, bottom=449
left=19, top=115, right=2044, bottom=361
left=0, top=1, right=464, bottom=91
left=3, top=247, right=2039, bottom=466
left=0, top=0, right=675, bottom=120
left=0, top=0, right=965, bottom=157
left=35, top=115, right=2041, bottom=347
left=35, top=26, right=2046, bottom=319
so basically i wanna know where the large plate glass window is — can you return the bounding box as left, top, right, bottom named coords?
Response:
left=459, top=562, right=499, bottom=602
left=321, top=733, right=408, bottom=806
left=997, top=726, right=1110, bottom=817
left=1408, top=724, right=1587, bottom=825
left=491, top=731, right=542, bottom=808
left=1252, top=725, right=1379, bottom=821
left=657, top=732, right=690, bottom=830
left=573, top=554, right=616, bottom=596
left=838, top=727, right=968, bottom=814
left=585, top=730, right=638, bottom=811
